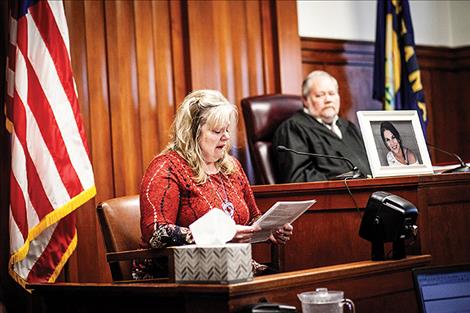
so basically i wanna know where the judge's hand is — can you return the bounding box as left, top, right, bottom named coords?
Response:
left=269, top=223, right=293, bottom=245
left=230, top=225, right=261, bottom=243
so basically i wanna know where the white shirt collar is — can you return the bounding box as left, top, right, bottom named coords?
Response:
left=304, top=108, right=342, bottom=138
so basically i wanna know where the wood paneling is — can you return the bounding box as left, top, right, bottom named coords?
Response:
left=105, top=1, right=143, bottom=196
left=417, top=178, right=470, bottom=266
left=252, top=173, right=470, bottom=271
left=252, top=176, right=421, bottom=271
left=274, top=0, right=302, bottom=94
left=60, top=0, right=300, bottom=283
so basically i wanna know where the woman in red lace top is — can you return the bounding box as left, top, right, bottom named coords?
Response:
left=133, top=90, right=293, bottom=279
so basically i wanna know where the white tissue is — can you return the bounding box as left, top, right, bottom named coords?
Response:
left=189, top=208, right=236, bottom=245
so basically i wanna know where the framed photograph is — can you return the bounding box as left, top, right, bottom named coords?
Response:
left=357, top=110, right=433, bottom=178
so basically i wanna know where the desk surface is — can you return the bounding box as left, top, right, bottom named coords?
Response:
left=31, top=255, right=432, bottom=313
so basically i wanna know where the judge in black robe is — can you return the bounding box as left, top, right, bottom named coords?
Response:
left=272, top=110, right=371, bottom=182
left=272, top=70, right=371, bottom=183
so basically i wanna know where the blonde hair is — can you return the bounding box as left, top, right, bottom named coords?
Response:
left=164, top=90, right=237, bottom=184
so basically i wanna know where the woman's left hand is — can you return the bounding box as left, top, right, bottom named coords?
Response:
left=269, top=223, right=293, bottom=245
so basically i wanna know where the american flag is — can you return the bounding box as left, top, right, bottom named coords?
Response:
left=5, top=0, right=95, bottom=286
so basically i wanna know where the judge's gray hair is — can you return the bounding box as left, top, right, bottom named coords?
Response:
left=301, top=70, right=339, bottom=98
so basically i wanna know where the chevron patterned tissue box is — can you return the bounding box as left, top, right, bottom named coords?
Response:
left=172, top=243, right=253, bottom=284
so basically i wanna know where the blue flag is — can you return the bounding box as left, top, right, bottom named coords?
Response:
left=373, top=0, right=427, bottom=136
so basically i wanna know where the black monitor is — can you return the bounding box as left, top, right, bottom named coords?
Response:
left=412, top=263, right=470, bottom=313
left=359, top=191, right=418, bottom=260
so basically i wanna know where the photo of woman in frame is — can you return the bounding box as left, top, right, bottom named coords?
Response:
left=380, top=121, right=418, bottom=166
left=370, top=120, right=422, bottom=167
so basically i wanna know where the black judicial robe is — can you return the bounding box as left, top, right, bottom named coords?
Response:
left=272, top=110, right=371, bottom=183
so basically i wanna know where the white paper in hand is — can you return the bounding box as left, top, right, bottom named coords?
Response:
left=189, top=209, right=236, bottom=245
left=250, top=199, right=316, bottom=243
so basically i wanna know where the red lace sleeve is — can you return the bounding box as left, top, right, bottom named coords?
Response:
left=139, top=154, right=193, bottom=248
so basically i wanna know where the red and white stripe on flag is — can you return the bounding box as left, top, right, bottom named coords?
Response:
left=5, top=0, right=96, bottom=286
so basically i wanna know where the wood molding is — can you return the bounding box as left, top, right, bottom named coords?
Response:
left=301, top=37, right=470, bottom=70
left=301, top=37, right=375, bottom=66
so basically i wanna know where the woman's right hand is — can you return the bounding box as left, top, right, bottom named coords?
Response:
left=230, top=224, right=261, bottom=243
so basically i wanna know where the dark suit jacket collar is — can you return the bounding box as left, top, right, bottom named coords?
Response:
left=296, top=111, right=346, bottom=140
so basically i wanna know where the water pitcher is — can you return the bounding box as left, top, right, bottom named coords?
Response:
left=297, top=288, right=355, bottom=313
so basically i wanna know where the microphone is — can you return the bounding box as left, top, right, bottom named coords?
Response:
left=276, top=145, right=363, bottom=179
left=426, top=143, right=470, bottom=173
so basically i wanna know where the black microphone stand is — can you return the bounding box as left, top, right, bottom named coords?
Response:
left=427, top=143, right=470, bottom=173
left=276, top=146, right=363, bottom=179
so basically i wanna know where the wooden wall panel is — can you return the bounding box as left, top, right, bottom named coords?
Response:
left=459, top=70, right=470, bottom=154
left=275, top=0, right=302, bottom=94
left=105, top=1, right=143, bottom=196
left=455, top=47, right=470, bottom=160
left=428, top=70, right=459, bottom=158
left=60, top=0, right=300, bottom=282
left=419, top=184, right=470, bottom=266
left=419, top=68, right=434, bottom=150
left=82, top=0, right=114, bottom=204
left=301, top=37, right=470, bottom=163
left=260, top=1, right=277, bottom=92
left=168, top=1, right=189, bottom=105
left=184, top=0, right=286, bottom=168
left=186, top=1, right=222, bottom=90
left=134, top=1, right=161, bottom=165
left=245, top=1, right=265, bottom=95
left=152, top=1, right=182, bottom=158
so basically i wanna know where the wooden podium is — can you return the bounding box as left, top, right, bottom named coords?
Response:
left=30, top=255, right=431, bottom=313
left=251, top=173, right=470, bottom=271
left=30, top=173, right=469, bottom=313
